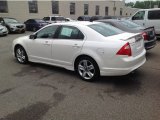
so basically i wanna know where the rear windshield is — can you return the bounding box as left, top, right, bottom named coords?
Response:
left=55, top=17, right=65, bottom=21
left=119, top=20, right=141, bottom=28
left=88, top=23, right=123, bottom=37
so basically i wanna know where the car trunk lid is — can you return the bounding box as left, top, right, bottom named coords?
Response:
left=106, top=33, right=144, bottom=57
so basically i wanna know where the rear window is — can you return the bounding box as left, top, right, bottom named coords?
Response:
left=88, top=23, right=123, bottom=37
left=148, top=10, right=160, bottom=20
left=55, top=17, right=65, bottom=21
left=119, top=20, right=141, bottom=28
left=43, top=17, right=50, bottom=21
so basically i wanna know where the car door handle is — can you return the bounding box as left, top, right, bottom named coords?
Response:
left=44, top=41, right=50, bottom=46
left=143, top=23, right=145, bottom=26
left=73, top=44, right=80, bottom=48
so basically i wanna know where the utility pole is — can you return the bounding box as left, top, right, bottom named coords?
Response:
left=113, top=1, right=116, bottom=16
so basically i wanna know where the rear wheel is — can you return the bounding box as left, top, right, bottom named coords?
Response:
left=15, top=46, right=28, bottom=64
left=75, top=56, right=100, bottom=82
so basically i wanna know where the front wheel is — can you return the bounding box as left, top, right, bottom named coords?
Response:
left=15, top=46, right=28, bottom=64
left=75, top=57, right=100, bottom=82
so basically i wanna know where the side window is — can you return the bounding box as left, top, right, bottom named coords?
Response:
left=51, top=17, right=56, bottom=21
left=36, top=26, right=58, bottom=39
left=58, top=26, right=84, bottom=40
left=148, top=10, right=160, bottom=20
left=132, top=11, right=145, bottom=20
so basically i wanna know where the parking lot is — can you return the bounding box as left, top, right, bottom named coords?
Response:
left=0, top=32, right=160, bottom=120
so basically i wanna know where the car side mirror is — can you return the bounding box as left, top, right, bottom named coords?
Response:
left=29, top=34, right=36, bottom=39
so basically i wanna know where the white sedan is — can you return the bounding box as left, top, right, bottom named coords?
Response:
left=12, top=22, right=146, bottom=81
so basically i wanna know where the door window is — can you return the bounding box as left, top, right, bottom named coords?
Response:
left=36, top=25, right=58, bottom=39
left=132, top=11, right=145, bottom=20
left=58, top=26, right=84, bottom=40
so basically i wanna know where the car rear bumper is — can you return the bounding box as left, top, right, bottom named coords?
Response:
left=145, top=37, right=157, bottom=50
left=100, top=50, right=146, bottom=76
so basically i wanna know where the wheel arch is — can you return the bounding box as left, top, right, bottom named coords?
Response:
left=74, top=54, right=101, bottom=71
left=14, top=44, right=26, bottom=57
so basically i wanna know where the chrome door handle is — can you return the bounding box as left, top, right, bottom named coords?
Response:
left=73, top=44, right=80, bottom=48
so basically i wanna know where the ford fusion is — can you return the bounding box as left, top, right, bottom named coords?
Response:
left=12, top=22, right=146, bottom=81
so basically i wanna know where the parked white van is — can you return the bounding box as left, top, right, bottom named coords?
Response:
left=130, top=8, right=160, bottom=37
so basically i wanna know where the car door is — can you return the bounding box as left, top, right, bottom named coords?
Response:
left=131, top=11, right=146, bottom=27
left=25, top=20, right=31, bottom=30
left=27, top=25, right=59, bottom=63
left=52, top=25, right=85, bottom=66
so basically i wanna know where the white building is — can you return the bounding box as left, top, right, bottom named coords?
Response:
left=0, top=0, right=138, bottom=22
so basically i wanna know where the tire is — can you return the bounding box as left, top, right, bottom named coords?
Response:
left=15, top=46, right=28, bottom=64
left=7, top=27, right=11, bottom=34
left=75, top=56, right=100, bottom=82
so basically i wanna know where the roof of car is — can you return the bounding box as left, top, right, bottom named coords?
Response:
left=139, top=8, right=160, bottom=11
left=49, top=21, right=100, bottom=26
left=46, top=16, right=64, bottom=17
left=96, top=19, right=120, bottom=22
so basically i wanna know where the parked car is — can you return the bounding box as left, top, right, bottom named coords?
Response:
left=77, top=16, right=91, bottom=21
left=65, top=18, right=75, bottom=22
left=12, top=22, right=146, bottom=82
left=43, top=16, right=66, bottom=23
left=129, top=8, right=160, bottom=38
left=24, top=19, right=48, bottom=32
left=97, top=19, right=157, bottom=50
left=0, top=17, right=25, bottom=33
left=103, top=16, right=120, bottom=20
left=90, top=16, right=103, bottom=22
left=0, top=24, right=8, bottom=36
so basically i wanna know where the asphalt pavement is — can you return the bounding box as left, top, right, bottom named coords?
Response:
left=0, top=32, right=160, bottom=120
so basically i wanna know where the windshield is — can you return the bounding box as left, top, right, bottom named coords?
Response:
left=88, top=23, right=124, bottom=37
left=4, top=18, right=18, bottom=23
left=119, top=20, right=141, bottom=28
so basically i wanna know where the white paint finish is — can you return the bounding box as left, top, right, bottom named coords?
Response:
left=13, top=21, right=146, bottom=76
left=130, top=8, right=160, bottom=34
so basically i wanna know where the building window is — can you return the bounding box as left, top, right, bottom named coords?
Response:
left=52, top=1, right=59, bottom=14
left=120, top=8, right=123, bottom=16
left=28, top=0, right=38, bottom=13
left=105, top=7, right=108, bottom=15
left=0, top=0, right=8, bottom=13
left=95, top=5, right=99, bottom=15
left=84, top=4, right=88, bottom=15
left=70, top=2, right=75, bottom=15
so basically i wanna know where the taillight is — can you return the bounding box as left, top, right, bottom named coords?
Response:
left=116, top=42, right=132, bottom=56
left=142, top=32, right=148, bottom=41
